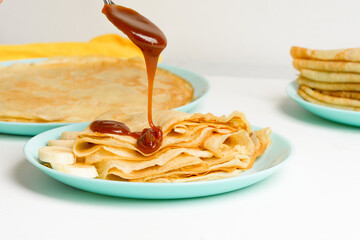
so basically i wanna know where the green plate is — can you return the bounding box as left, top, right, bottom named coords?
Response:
left=0, top=58, right=210, bottom=136
left=23, top=123, right=294, bottom=199
left=286, top=81, right=360, bottom=127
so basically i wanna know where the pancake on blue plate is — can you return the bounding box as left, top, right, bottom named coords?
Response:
left=0, top=56, right=193, bottom=122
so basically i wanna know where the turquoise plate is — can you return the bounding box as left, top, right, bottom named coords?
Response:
left=23, top=123, right=294, bottom=199
left=286, top=81, right=360, bottom=127
left=0, top=58, right=210, bottom=136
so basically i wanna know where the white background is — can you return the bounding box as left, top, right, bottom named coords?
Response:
left=1, top=0, right=360, bottom=77
left=1, top=1, right=360, bottom=240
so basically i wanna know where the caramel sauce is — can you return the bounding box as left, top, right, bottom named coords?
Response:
left=90, top=120, right=141, bottom=138
left=90, top=3, right=167, bottom=154
left=90, top=120, right=162, bottom=154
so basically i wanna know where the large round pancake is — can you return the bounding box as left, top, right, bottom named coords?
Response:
left=0, top=56, right=194, bottom=123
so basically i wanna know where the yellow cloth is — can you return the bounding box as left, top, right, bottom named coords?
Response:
left=0, top=34, right=145, bottom=61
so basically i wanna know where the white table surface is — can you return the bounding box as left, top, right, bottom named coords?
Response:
left=1, top=76, right=359, bottom=240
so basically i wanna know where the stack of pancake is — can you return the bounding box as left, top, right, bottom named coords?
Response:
left=291, top=46, right=360, bottom=111
left=39, top=110, right=271, bottom=183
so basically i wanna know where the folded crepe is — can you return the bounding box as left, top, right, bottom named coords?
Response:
left=298, top=85, right=360, bottom=111
left=296, top=77, right=360, bottom=111
left=0, top=56, right=193, bottom=123
left=39, top=110, right=271, bottom=183
left=291, top=46, right=360, bottom=62
left=293, top=58, right=360, bottom=73
left=318, top=90, right=360, bottom=100
left=300, top=69, right=360, bottom=83
left=296, top=77, right=360, bottom=91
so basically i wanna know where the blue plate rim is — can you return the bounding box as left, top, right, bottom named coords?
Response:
left=23, top=122, right=294, bottom=187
